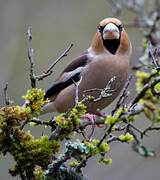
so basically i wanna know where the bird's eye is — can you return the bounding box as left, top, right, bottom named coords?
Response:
left=118, top=24, right=123, bottom=31
left=98, top=26, right=104, bottom=33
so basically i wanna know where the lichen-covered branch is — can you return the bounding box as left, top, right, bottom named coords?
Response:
left=130, top=76, right=160, bottom=108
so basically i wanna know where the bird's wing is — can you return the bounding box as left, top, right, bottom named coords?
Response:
left=44, top=51, right=89, bottom=100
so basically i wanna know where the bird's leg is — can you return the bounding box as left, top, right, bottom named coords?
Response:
left=81, top=113, right=96, bottom=140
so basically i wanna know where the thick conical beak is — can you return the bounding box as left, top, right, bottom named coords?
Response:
left=103, top=23, right=119, bottom=40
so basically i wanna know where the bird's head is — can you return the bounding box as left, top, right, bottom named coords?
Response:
left=98, top=18, right=122, bottom=41
left=91, top=18, right=131, bottom=56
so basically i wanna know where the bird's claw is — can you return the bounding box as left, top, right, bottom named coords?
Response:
left=81, top=113, right=96, bottom=140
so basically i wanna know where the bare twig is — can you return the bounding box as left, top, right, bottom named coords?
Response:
left=3, top=83, right=10, bottom=106
left=130, top=128, right=156, bottom=157
left=141, top=122, right=160, bottom=139
left=97, top=123, right=115, bottom=148
left=44, top=43, right=73, bottom=74
left=27, top=27, right=36, bottom=88
left=149, top=45, right=160, bottom=70
left=121, top=117, right=145, bottom=135
left=27, top=28, right=73, bottom=85
left=35, top=70, right=53, bottom=81
left=34, top=43, right=73, bottom=81
left=72, top=76, right=83, bottom=105
left=111, top=76, right=132, bottom=115
left=34, top=43, right=73, bottom=82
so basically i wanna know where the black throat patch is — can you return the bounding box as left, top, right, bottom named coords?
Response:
left=102, top=39, right=120, bottom=55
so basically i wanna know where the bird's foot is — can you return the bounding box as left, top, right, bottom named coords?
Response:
left=81, top=113, right=96, bottom=140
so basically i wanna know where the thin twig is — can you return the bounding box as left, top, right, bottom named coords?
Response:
left=27, top=28, right=73, bottom=84
left=149, top=45, right=160, bottom=70
left=44, top=43, right=73, bottom=74
left=35, top=43, right=73, bottom=81
left=35, top=70, right=53, bottom=81
left=121, top=117, right=145, bottom=136
left=27, top=27, right=36, bottom=88
left=72, top=76, right=83, bottom=105
left=97, top=123, right=115, bottom=148
left=129, top=76, right=160, bottom=108
left=141, top=123, right=160, bottom=139
left=3, top=83, right=10, bottom=106
left=112, top=76, right=132, bottom=115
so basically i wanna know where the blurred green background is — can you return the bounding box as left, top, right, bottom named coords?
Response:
left=0, top=0, right=160, bottom=180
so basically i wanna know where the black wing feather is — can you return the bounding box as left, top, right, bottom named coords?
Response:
left=44, top=71, right=81, bottom=100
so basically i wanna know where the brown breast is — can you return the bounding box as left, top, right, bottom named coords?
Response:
left=54, top=53, right=129, bottom=114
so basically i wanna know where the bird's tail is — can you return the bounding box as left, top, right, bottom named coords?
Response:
left=40, top=102, right=56, bottom=115
left=22, top=101, right=56, bottom=116
left=21, top=100, right=30, bottom=110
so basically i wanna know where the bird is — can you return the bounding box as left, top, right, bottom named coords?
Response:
left=42, top=18, right=132, bottom=116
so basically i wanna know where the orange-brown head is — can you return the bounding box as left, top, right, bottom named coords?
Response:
left=91, top=18, right=131, bottom=56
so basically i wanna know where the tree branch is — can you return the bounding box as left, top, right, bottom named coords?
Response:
left=3, top=82, right=10, bottom=106
left=149, top=45, right=160, bottom=70
left=27, top=27, right=36, bottom=88
left=129, top=76, right=160, bottom=108
left=44, top=43, right=73, bottom=74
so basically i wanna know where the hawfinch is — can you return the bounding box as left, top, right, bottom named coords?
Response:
left=42, top=18, right=131, bottom=115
